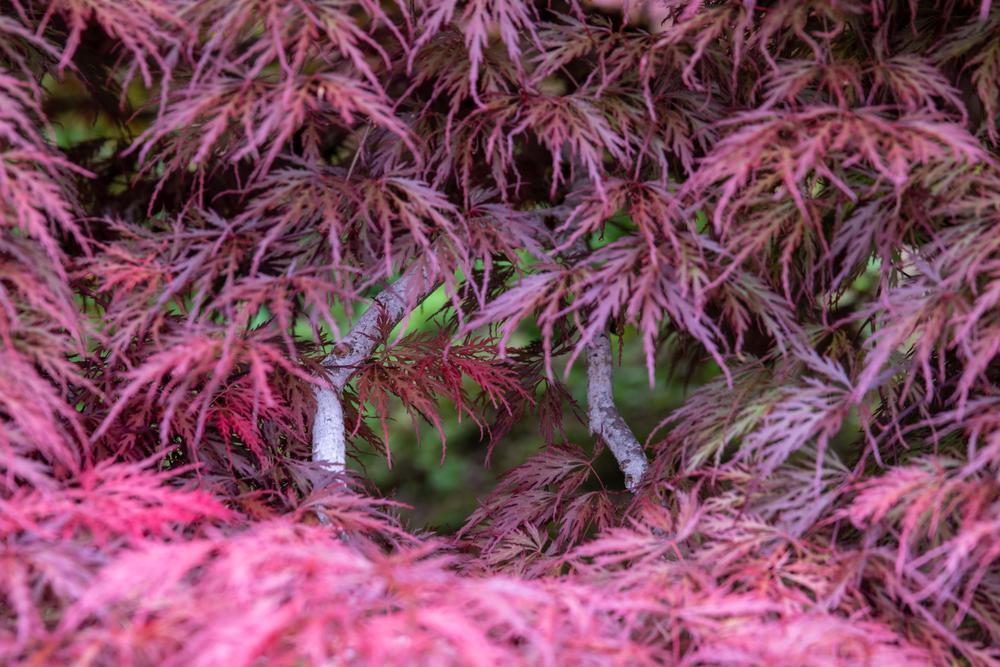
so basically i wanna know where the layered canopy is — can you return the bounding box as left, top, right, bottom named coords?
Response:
left=2, top=0, right=1000, bottom=664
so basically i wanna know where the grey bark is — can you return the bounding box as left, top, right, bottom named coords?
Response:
left=585, top=332, right=649, bottom=491
left=312, top=254, right=440, bottom=471
left=562, top=235, right=649, bottom=492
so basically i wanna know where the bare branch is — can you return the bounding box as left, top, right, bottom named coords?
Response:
left=561, top=232, right=649, bottom=491
left=312, top=385, right=349, bottom=472
left=312, top=252, right=441, bottom=471
left=586, top=331, right=649, bottom=491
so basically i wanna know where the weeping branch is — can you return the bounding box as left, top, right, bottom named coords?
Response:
left=585, top=332, right=649, bottom=491
left=312, top=252, right=441, bottom=471
left=561, top=234, right=649, bottom=491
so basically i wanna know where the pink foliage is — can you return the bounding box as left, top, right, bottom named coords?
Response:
left=2, top=0, right=1000, bottom=664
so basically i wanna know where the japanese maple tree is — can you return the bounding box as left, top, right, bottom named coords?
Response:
left=2, top=0, right=1000, bottom=664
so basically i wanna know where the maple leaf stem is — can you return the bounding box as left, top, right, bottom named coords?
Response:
left=586, top=331, right=649, bottom=491
left=312, top=250, right=441, bottom=471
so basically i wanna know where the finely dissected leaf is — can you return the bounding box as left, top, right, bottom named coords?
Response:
left=3, top=1, right=1000, bottom=664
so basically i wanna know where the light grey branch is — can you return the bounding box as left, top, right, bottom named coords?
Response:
left=585, top=332, right=649, bottom=491
left=312, top=253, right=441, bottom=471
left=559, top=235, right=649, bottom=491
left=312, top=384, right=348, bottom=471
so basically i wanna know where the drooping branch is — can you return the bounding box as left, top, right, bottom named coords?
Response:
left=585, top=332, right=649, bottom=491
left=560, top=234, right=649, bottom=491
left=312, top=252, right=441, bottom=471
